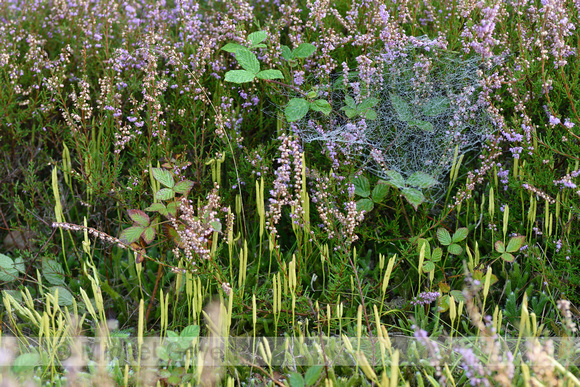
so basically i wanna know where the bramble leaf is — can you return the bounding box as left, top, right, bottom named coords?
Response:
left=293, top=43, right=316, bottom=58
left=309, top=99, right=331, bottom=115
left=341, top=106, right=358, bottom=118
left=224, top=69, right=256, bottom=83
left=409, top=119, right=434, bottom=132
left=407, top=171, right=438, bottom=189
left=506, top=235, right=525, bottom=253
left=344, top=96, right=356, bottom=108
left=402, top=187, right=425, bottom=210
left=120, top=225, right=146, bottom=244
left=285, top=98, right=310, bottom=122
left=50, top=286, right=74, bottom=306
left=448, top=243, right=463, bottom=255
left=358, top=97, right=379, bottom=111
left=248, top=30, right=267, bottom=45
left=452, top=227, right=469, bottom=243
left=43, top=259, right=65, bottom=286
left=152, top=168, right=174, bottom=188
left=256, top=69, right=284, bottom=80
left=494, top=240, right=505, bottom=253
left=221, top=43, right=245, bottom=53
left=390, top=93, right=412, bottom=122
left=304, top=365, right=323, bottom=386
left=281, top=45, right=294, bottom=61
left=356, top=198, right=374, bottom=212
left=145, top=203, right=167, bottom=215
left=156, top=188, right=175, bottom=201
left=422, top=96, right=449, bottom=116
left=173, top=180, right=194, bottom=195
left=142, top=226, right=156, bottom=244
left=431, top=247, right=443, bottom=262
left=437, top=228, right=452, bottom=246
left=0, top=254, right=19, bottom=282
left=210, top=220, right=222, bottom=233
left=352, top=175, right=371, bottom=197
left=423, top=260, right=435, bottom=273
left=385, top=170, right=406, bottom=189
left=363, top=109, right=377, bottom=120
left=501, top=252, right=515, bottom=262
left=235, top=48, right=260, bottom=73
left=167, top=201, right=179, bottom=218
left=128, top=209, right=149, bottom=227
left=371, top=181, right=389, bottom=203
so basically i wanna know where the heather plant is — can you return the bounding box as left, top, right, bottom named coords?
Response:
left=2, top=0, right=580, bottom=386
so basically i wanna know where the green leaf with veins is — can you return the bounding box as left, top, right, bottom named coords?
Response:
left=310, top=99, right=331, bottom=115
left=152, top=168, right=174, bottom=188
left=235, top=48, right=260, bottom=73
left=225, top=70, right=256, bottom=83
left=285, top=98, right=310, bottom=122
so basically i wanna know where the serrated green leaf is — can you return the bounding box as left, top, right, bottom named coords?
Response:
left=119, top=225, right=146, bottom=244
left=50, top=286, right=74, bottom=306
left=210, top=220, right=222, bottom=233
left=344, top=95, right=356, bottom=108
left=156, top=188, right=175, bottom=201
left=281, top=45, right=294, bottom=61
left=371, top=182, right=389, bottom=203
left=422, top=96, right=449, bottom=116
left=506, top=235, right=525, bottom=253
left=452, top=227, right=469, bottom=243
left=43, top=259, right=65, bottom=286
left=224, top=69, right=256, bottom=83
left=235, top=48, right=260, bottom=73
left=310, top=99, right=331, bottom=115
left=340, top=106, right=358, bottom=118
left=256, top=69, right=284, bottom=80
left=450, top=290, right=466, bottom=302
left=167, top=201, right=179, bottom=217
left=422, top=260, right=435, bottom=273
left=127, top=209, right=149, bottom=227
left=402, top=187, right=425, bottom=210
left=390, top=93, right=412, bottom=122
left=251, top=43, right=267, bottom=49
left=448, top=243, right=463, bottom=255
left=409, top=119, right=434, bottom=132
left=142, top=226, right=156, bottom=244
left=494, top=240, right=505, bottom=253
left=407, top=171, right=438, bottom=189
left=356, top=198, right=374, bottom=212
left=352, top=176, right=371, bottom=197
left=289, top=372, right=305, bottom=387
left=431, top=247, right=443, bottom=262
left=248, top=30, right=267, bottom=45
left=181, top=324, right=200, bottom=338
left=385, top=170, right=406, bottom=189
left=152, top=168, right=175, bottom=188
left=501, top=252, right=515, bottom=262
left=304, top=365, right=323, bottom=386
left=14, top=257, right=25, bottom=274
left=221, top=43, right=245, bottom=53
left=363, top=109, right=377, bottom=120
left=173, top=180, right=194, bottom=195
left=285, top=98, right=310, bottom=122
left=358, top=97, right=379, bottom=110
left=436, top=228, right=452, bottom=246
left=145, top=202, right=167, bottom=215
left=293, top=43, right=316, bottom=58
left=0, top=254, right=19, bottom=282
left=12, top=352, right=39, bottom=374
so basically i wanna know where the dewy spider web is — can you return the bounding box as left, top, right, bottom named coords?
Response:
left=290, top=38, right=495, bottom=198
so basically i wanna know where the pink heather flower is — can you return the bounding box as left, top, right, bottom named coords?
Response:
left=548, top=115, right=560, bottom=126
